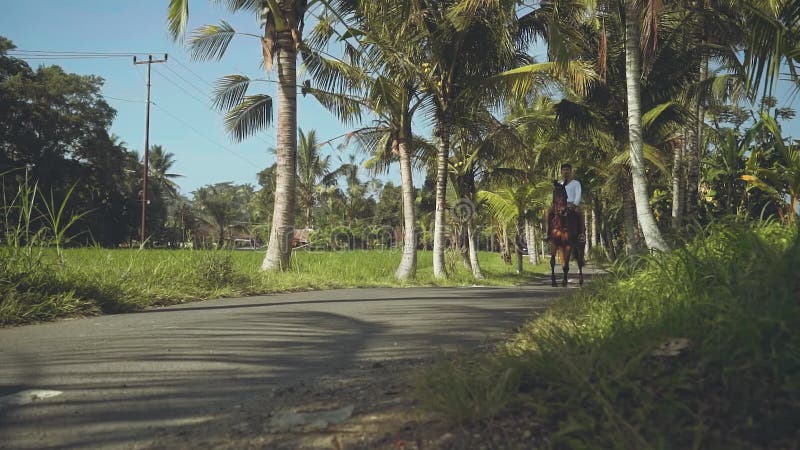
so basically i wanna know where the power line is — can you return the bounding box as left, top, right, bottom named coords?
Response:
left=170, top=56, right=215, bottom=88
left=151, top=66, right=277, bottom=147
left=104, top=95, right=146, bottom=103
left=151, top=101, right=264, bottom=169
left=162, top=62, right=210, bottom=98
left=153, top=66, right=212, bottom=108
left=9, top=49, right=160, bottom=55
left=10, top=55, right=134, bottom=60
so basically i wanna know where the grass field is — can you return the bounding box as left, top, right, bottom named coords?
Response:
left=416, top=221, right=800, bottom=448
left=0, top=247, right=549, bottom=325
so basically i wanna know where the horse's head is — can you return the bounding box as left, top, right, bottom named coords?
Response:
left=552, top=181, right=567, bottom=214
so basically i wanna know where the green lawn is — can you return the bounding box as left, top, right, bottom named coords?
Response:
left=0, top=247, right=549, bottom=325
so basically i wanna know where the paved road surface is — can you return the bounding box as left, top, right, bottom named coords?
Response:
left=0, top=279, right=586, bottom=449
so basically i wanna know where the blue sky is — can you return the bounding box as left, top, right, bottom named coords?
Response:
left=2, top=2, right=798, bottom=198
left=2, top=1, right=361, bottom=196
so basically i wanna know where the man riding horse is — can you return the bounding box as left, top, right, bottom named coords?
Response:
left=546, top=163, right=586, bottom=243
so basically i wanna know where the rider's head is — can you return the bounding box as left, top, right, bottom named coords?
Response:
left=560, top=163, right=573, bottom=181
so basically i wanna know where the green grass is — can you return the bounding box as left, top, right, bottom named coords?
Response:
left=416, top=221, right=800, bottom=449
left=0, top=247, right=549, bottom=325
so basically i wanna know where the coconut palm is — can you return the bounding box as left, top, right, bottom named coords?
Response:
left=408, top=0, right=530, bottom=278
left=148, top=145, right=183, bottom=199
left=478, top=183, right=546, bottom=274
left=300, top=1, right=426, bottom=279
left=295, top=129, right=337, bottom=228
left=193, top=182, right=250, bottom=246
left=167, top=0, right=352, bottom=270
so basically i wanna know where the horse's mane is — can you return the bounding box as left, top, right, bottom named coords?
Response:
left=552, top=181, right=568, bottom=212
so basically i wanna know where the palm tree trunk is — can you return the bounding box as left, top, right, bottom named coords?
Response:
left=685, top=125, right=698, bottom=222
left=499, top=224, right=511, bottom=264
left=395, top=139, right=417, bottom=280
left=584, top=206, right=591, bottom=256
left=624, top=1, right=669, bottom=252
left=514, top=218, right=524, bottom=274
left=460, top=227, right=471, bottom=269
left=261, top=29, right=297, bottom=271
left=467, top=218, right=483, bottom=279
left=526, top=220, right=539, bottom=265
left=623, top=180, right=642, bottom=254
left=432, top=130, right=450, bottom=278
left=672, top=137, right=685, bottom=229
left=686, top=55, right=707, bottom=224
left=592, top=198, right=603, bottom=249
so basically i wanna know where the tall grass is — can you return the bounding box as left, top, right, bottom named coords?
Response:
left=417, top=221, right=800, bottom=449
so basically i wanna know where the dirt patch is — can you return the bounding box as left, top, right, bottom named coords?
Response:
left=145, top=349, right=545, bottom=449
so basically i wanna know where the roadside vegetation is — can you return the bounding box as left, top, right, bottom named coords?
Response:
left=417, top=221, right=800, bottom=448
left=0, top=247, right=547, bottom=326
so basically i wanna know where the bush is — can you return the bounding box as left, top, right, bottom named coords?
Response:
left=194, top=250, right=239, bottom=288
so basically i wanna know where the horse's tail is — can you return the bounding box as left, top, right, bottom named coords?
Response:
left=574, top=238, right=586, bottom=266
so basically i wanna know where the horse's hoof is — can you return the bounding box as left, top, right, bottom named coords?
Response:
left=551, top=282, right=557, bottom=287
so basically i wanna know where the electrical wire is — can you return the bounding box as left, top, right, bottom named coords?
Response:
left=170, top=56, right=215, bottom=88
left=162, top=62, right=210, bottom=98
left=151, top=67, right=277, bottom=147
left=151, top=101, right=264, bottom=169
left=103, top=96, right=146, bottom=103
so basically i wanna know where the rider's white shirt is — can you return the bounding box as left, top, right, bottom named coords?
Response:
left=560, top=179, right=582, bottom=205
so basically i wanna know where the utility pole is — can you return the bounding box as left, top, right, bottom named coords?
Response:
left=133, top=54, right=167, bottom=245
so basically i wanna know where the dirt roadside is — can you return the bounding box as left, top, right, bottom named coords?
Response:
left=146, top=343, right=544, bottom=449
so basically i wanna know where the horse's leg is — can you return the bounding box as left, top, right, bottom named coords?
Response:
left=578, top=247, right=584, bottom=286
left=561, top=245, right=571, bottom=287
left=550, top=243, right=557, bottom=287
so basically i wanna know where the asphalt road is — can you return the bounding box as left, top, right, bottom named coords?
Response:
left=0, top=279, right=583, bottom=449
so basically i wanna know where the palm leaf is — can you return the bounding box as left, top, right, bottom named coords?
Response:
left=641, top=102, right=674, bottom=129
left=741, top=174, right=782, bottom=199
left=492, top=61, right=598, bottom=99
left=188, top=21, right=239, bottom=61
left=302, top=86, right=364, bottom=124
left=301, top=49, right=366, bottom=94
left=224, top=94, right=273, bottom=142
left=167, top=0, right=190, bottom=41
left=212, top=74, right=251, bottom=111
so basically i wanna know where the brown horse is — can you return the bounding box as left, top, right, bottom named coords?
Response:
left=548, top=181, right=585, bottom=287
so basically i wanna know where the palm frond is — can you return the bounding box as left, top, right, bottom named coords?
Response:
left=641, top=102, right=674, bottom=129
left=223, top=94, right=273, bottom=142
left=188, top=21, right=238, bottom=61
left=477, top=189, right=518, bottom=225
left=492, top=61, right=598, bottom=99
left=302, top=85, right=364, bottom=124
left=301, top=49, right=366, bottom=94
left=212, top=74, right=251, bottom=111
left=167, top=0, right=190, bottom=41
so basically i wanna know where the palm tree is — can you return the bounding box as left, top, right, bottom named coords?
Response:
left=148, top=145, right=183, bottom=199
left=301, top=2, right=425, bottom=279
left=407, top=0, right=527, bottom=278
left=295, top=129, right=337, bottom=228
left=619, top=0, right=670, bottom=251
left=167, top=0, right=331, bottom=270
left=478, top=183, right=544, bottom=274
left=193, top=182, right=250, bottom=246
